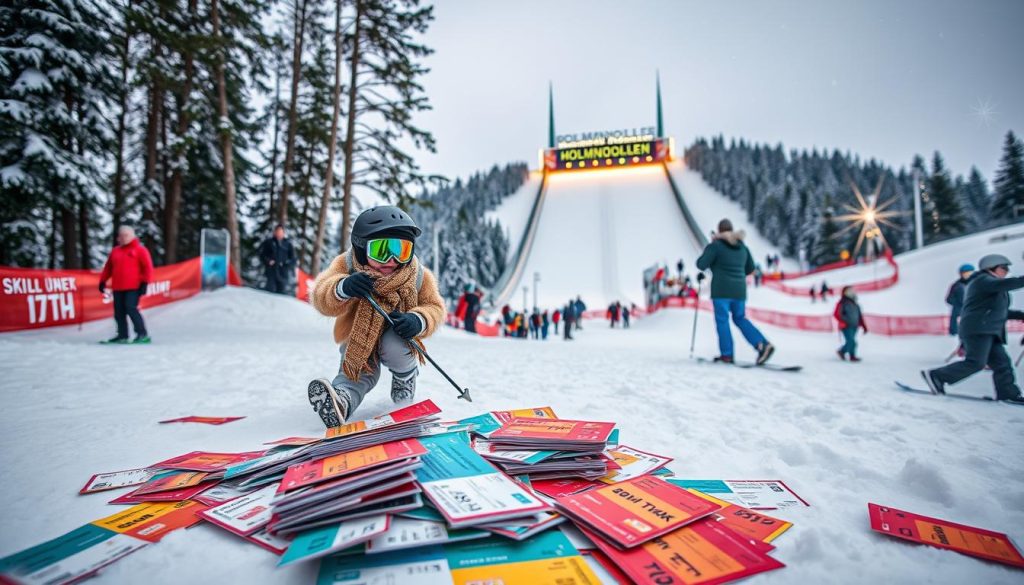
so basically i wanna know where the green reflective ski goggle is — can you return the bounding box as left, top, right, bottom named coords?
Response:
left=366, top=238, right=414, bottom=264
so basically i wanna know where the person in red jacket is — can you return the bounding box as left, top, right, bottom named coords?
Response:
left=99, top=226, right=154, bottom=344
left=833, top=286, right=867, bottom=361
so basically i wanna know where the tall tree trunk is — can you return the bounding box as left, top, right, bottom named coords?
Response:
left=112, top=0, right=132, bottom=245
left=165, top=0, right=197, bottom=264
left=211, top=0, right=242, bottom=279
left=60, top=206, right=79, bottom=269
left=311, top=0, right=344, bottom=275
left=78, top=197, right=91, bottom=269
left=297, top=144, right=315, bottom=270
left=276, top=0, right=308, bottom=226
left=142, top=36, right=163, bottom=255
left=49, top=207, right=58, bottom=269
left=267, top=48, right=283, bottom=226
left=339, top=0, right=363, bottom=248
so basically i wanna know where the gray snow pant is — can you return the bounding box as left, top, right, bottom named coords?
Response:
left=331, top=328, right=419, bottom=413
left=932, top=334, right=1021, bottom=400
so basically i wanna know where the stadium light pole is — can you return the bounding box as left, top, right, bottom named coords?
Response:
left=533, top=272, right=540, bottom=309
left=912, top=168, right=924, bottom=249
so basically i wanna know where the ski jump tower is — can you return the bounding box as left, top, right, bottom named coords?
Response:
left=489, top=74, right=707, bottom=308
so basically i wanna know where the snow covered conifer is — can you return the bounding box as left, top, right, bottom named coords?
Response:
left=990, top=130, right=1024, bottom=225
left=925, top=152, right=966, bottom=243
left=0, top=0, right=116, bottom=268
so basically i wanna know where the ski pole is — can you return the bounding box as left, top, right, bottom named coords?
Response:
left=688, top=281, right=702, bottom=359
left=364, top=295, right=472, bottom=402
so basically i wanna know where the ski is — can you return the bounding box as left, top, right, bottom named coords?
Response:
left=893, top=381, right=1024, bottom=404
left=695, top=357, right=802, bottom=373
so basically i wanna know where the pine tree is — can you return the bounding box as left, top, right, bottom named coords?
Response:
left=960, top=167, right=990, bottom=230
left=811, top=207, right=840, bottom=266
left=990, top=131, right=1024, bottom=224
left=339, top=0, right=437, bottom=246
left=925, top=152, right=966, bottom=243
left=0, top=0, right=117, bottom=268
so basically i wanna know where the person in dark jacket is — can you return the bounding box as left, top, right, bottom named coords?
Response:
left=622, top=303, right=631, bottom=328
left=833, top=286, right=867, bottom=361
left=923, top=254, right=1024, bottom=403
left=563, top=301, right=575, bottom=340
left=945, top=263, right=974, bottom=336
left=99, top=226, right=154, bottom=344
left=696, top=219, right=774, bottom=364
left=463, top=284, right=482, bottom=333
left=258, top=224, right=296, bottom=294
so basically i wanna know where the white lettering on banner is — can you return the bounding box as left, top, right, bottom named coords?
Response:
left=145, top=280, right=171, bottom=296
left=26, top=292, right=76, bottom=324
left=2, top=277, right=44, bottom=295
left=44, top=276, right=78, bottom=292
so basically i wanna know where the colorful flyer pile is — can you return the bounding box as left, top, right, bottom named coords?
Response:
left=315, top=530, right=601, bottom=585
left=79, top=467, right=158, bottom=494
left=578, top=518, right=785, bottom=584
left=458, top=406, right=559, bottom=437
left=152, top=451, right=264, bottom=472
left=324, top=399, right=442, bottom=439
left=668, top=479, right=809, bottom=509
left=600, top=445, right=672, bottom=484
left=414, top=432, right=549, bottom=528
left=279, top=515, right=391, bottom=566
left=555, top=476, right=722, bottom=548
left=689, top=490, right=793, bottom=543
left=0, top=501, right=206, bottom=585
left=199, top=483, right=279, bottom=537
left=868, top=503, right=1024, bottom=569
left=278, top=438, right=426, bottom=492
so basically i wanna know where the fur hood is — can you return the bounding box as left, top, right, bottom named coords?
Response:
left=716, top=230, right=746, bottom=247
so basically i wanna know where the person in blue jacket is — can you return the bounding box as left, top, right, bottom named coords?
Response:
left=945, top=263, right=974, bottom=336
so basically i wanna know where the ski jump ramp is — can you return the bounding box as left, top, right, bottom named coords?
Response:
left=492, top=161, right=706, bottom=310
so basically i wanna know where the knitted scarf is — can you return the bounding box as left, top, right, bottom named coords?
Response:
left=342, top=251, right=423, bottom=381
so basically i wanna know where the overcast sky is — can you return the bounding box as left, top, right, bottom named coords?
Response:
left=414, top=0, right=1023, bottom=184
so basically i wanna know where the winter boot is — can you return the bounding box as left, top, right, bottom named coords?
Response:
left=836, top=349, right=846, bottom=361
left=391, top=374, right=417, bottom=404
left=1002, top=394, right=1024, bottom=405
left=920, top=369, right=945, bottom=395
left=713, top=355, right=734, bottom=364
left=849, top=355, right=862, bottom=363
left=101, top=336, right=129, bottom=345
left=755, top=342, right=775, bottom=365
left=308, top=378, right=350, bottom=428
left=132, top=335, right=151, bottom=344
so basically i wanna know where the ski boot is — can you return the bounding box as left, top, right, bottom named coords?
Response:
left=308, top=378, right=350, bottom=427
left=920, top=369, right=945, bottom=395
left=391, top=375, right=417, bottom=404
left=756, top=342, right=775, bottom=365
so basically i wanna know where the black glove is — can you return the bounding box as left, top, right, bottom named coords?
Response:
left=99, top=281, right=106, bottom=293
left=340, top=272, right=375, bottom=299
left=697, top=272, right=706, bottom=283
left=138, top=282, right=147, bottom=295
left=389, top=311, right=423, bottom=340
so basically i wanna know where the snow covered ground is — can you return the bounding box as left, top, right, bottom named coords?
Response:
left=2, top=286, right=1023, bottom=584
left=484, top=171, right=542, bottom=263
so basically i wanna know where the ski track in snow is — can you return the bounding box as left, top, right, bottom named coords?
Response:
left=1, top=287, right=1023, bottom=584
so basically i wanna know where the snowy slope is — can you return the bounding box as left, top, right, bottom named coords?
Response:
left=484, top=172, right=543, bottom=263
left=668, top=162, right=799, bottom=271
left=743, top=225, right=1024, bottom=316
left=2, top=287, right=1023, bottom=584
left=505, top=164, right=704, bottom=310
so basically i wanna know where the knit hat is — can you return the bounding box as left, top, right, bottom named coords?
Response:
left=717, top=218, right=733, bottom=233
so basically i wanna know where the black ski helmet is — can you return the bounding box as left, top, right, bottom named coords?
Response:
left=351, top=206, right=422, bottom=249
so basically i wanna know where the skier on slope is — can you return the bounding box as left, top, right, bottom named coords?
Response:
left=306, top=206, right=445, bottom=426
left=922, top=254, right=1024, bottom=404
left=696, top=218, right=775, bottom=365
left=945, top=263, right=974, bottom=336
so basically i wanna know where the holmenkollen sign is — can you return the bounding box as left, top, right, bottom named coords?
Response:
left=543, top=130, right=672, bottom=172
